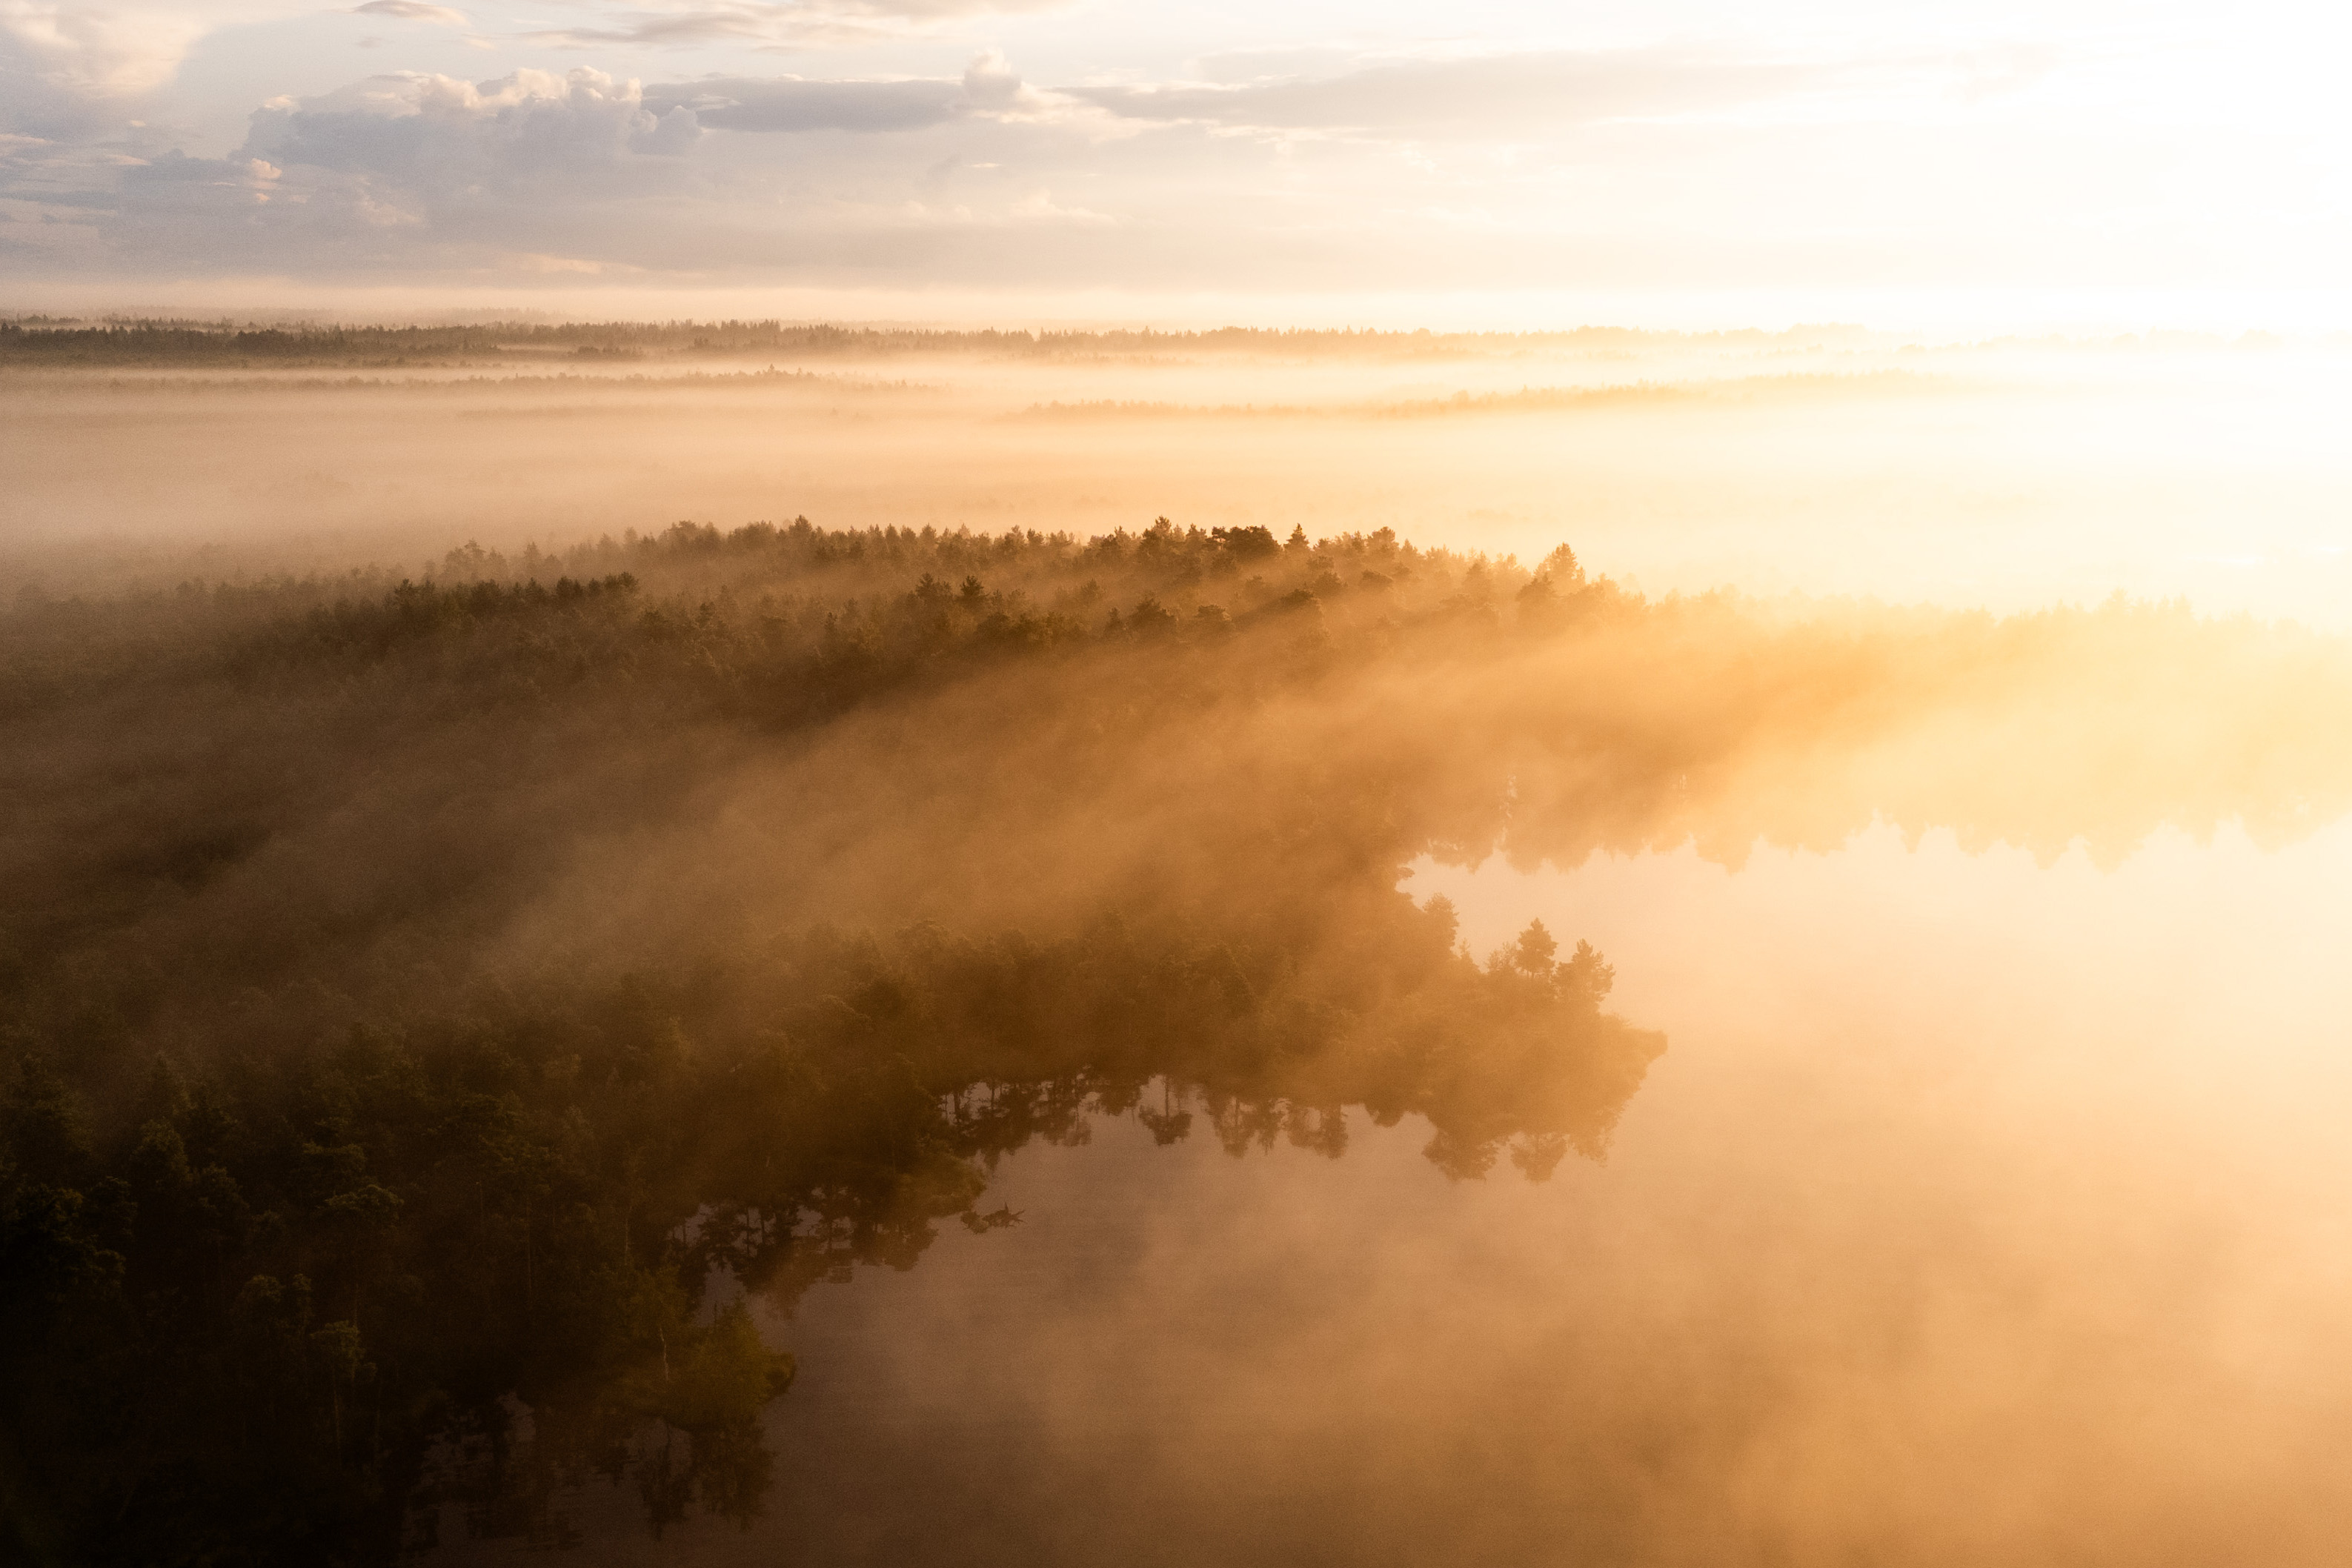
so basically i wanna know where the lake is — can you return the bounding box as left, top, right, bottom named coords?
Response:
left=416, top=814, right=2352, bottom=1564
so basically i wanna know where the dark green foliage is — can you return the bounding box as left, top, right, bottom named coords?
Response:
left=0, top=319, right=1861, bottom=371
left=16, top=508, right=2322, bottom=1560
left=0, top=916, right=1650, bottom=1564
left=0, top=517, right=1658, bottom=1565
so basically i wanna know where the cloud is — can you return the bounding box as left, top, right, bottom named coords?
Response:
left=239, top=66, right=704, bottom=182
left=26, top=48, right=1088, bottom=279
left=2, top=36, right=2191, bottom=296
left=644, top=74, right=967, bottom=132
left=530, top=11, right=780, bottom=49
left=0, top=2, right=210, bottom=98
left=91, top=67, right=706, bottom=270
left=1, top=3, right=208, bottom=139
left=641, top=52, right=1043, bottom=133
left=524, top=0, right=1069, bottom=52
left=1071, top=48, right=1831, bottom=139
left=1009, top=187, right=1109, bottom=225
left=352, top=0, right=469, bottom=24
left=0, top=1, right=329, bottom=140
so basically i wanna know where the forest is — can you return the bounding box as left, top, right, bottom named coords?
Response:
left=0, top=319, right=1871, bottom=370
left=6, top=514, right=2351, bottom=1563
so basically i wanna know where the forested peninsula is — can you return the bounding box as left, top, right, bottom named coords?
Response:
left=6, top=515, right=2348, bottom=1562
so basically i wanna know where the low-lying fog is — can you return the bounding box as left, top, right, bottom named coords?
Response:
left=7, top=321, right=2352, bottom=1566
left=6, top=327, right=2348, bottom=623
left=427, top=820, right=2352, bottom=1565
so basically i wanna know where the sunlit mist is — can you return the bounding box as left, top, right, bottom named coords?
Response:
left=4, top=0, right=2350, bottom=1556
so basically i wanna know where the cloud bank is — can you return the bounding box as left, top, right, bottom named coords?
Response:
left=1, top=44, right=1850, bottom=285
left=90, top=67, right=704, bottom=272
left=0, top=11, right=2342, bottom=302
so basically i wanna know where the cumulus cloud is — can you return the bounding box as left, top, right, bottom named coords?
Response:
left=239, top=67, right=702, bottom=182
left=0, top=0, right=347, bottom=153
left=0, top=1, right=211, bottom=99
left=0, top=2, right=209, bottom=140
left=92, top=67, right=708, bottom=271
left=960, top=47, right=1021, bottom=108
left=351, top=0, right=469, bottom=24
left=18, top=43, right=1122, bottom=283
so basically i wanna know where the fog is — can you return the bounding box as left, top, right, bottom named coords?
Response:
left=645, top=821, right=2352, bottom=1567
left=4, top=322, right=2351, bottom=1565
left=6, top=324, right=2350, bottom=623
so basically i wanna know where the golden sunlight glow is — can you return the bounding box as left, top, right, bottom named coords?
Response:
left=1, top=0, right=2348, bottom=1560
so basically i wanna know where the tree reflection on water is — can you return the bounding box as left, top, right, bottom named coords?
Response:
left=7, top=518, right=2349, bottom=1563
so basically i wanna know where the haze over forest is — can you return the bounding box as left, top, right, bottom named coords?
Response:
left=5, top=0, right=2350, bottom=1560
left=1, top=310, right=2350, bottom=1562
left=8, top=319, right=2349, bottom=624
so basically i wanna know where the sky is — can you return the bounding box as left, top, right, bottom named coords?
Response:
left=1, top=0, right=2346, bottom=325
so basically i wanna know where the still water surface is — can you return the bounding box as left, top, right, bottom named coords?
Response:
left=422, top=819, right=2352, bottom=1564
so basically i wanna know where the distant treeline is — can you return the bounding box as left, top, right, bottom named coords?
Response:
left=44, top=367, right=899, bottom=398
left=6, top=514, right=2351, bottom=1564
left=0, top=318, right=1875, bottom=369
